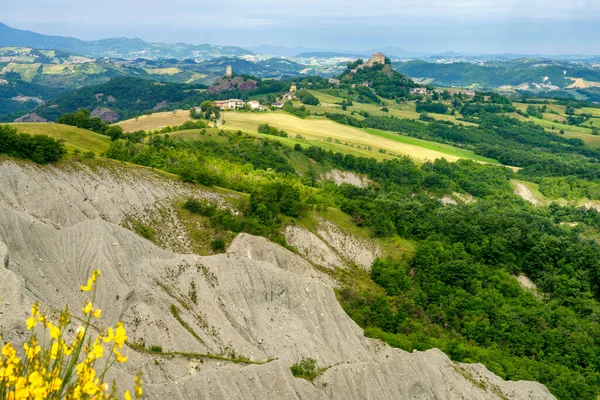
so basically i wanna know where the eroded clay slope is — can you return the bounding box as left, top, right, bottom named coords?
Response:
left=0, top=159, right=555, bottom=399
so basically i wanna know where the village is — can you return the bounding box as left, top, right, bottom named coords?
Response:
left=197, top=53, right=477, bottom=115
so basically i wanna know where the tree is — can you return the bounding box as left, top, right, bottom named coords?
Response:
left=106, top=125, right=124, bottom=141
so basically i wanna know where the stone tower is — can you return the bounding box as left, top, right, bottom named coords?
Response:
left=369, top=52, right=386, bottom=66
left=225, top=65, right=232, bottom=77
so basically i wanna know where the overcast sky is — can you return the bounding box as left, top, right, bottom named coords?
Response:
left=2, top=0, right=599, bottom=54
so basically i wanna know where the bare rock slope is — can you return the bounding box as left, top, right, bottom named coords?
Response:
left=0, top=159, right=555, bottom=399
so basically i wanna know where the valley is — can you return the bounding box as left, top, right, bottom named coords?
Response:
left=2, top=18, right=600, bottom=400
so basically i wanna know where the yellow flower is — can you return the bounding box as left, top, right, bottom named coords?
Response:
left=113, top=348, right=128, bottom=363
left=114, top=322, right=128, bottom=348
left=23, top=342, right=41, bottom=361
left=88, top=342, right=104, bottom=361
left=92, top=309, right=102, bottom=319
left=82, top=301, right=93, bottom=315
left=49, top=376, right=62, bottom=392
left=62, top=341, right=74, bottom=356
left=27, top=371, right=43, bottom=388
left=104, top=327, right=114, bottom=343
left=26, top=317, right=36, bottom=330
left=49, top=322, right=61, bottom=340
left=50, top=342, right=60, bottom=360
left=2, top=343, right=17, bottom=359
left=82, top=379, right=100, bottom=396
left=81, top=269, right=101, bottom=291
left=80, top=278, right=94, bottom=292
left=124, top=391, right=133, bottom=400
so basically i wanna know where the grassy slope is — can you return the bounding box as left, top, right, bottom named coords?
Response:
left=512, top=102, right=600, bottom=147
left=308, top=90, right=477, bottom=127
left=8, top=123, right=111, bottom=154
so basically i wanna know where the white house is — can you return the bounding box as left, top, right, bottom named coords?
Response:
left=247, top=100, right=260, bottom=110
left=215, top=99, right=245, bottom=110
left=410, top=87, right=429, bottom=96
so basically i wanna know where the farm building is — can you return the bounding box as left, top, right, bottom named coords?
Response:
left=410, top=88, right=429, bottom=95
left=247, top=100, right=260, bottom=110
left=215, top=99, right=245, bottom=110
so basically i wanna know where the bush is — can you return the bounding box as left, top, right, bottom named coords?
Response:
left=295, top=90, right=319, bottom=106
left=211, top=239, right=226, bottom=252
left=0, top=125, right=66, bottom=163
left=184, top=199, right=217, bottom=217
left=290, top=358, right=318, bottom=380
left=257, top=123, right=288, bottom=138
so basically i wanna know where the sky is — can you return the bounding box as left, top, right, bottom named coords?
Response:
left=1, top=0, right=600, bottom=55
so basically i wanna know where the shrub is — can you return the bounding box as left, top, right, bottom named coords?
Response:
left=211, top=239, right=226, bottom=252
left=257, top=123, right=288, bottom=138
left=0, top=125, right=66, bottom=164
left=183, top=199, right=217, bottom=217
left=290, top=358, right=318, bottom=380
left=150, top=346, right=163, bottom=353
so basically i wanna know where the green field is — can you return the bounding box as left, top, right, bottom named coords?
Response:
left=9, top=123, right=111, bottom=154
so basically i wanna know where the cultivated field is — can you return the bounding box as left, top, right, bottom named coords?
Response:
left=116, top=110, right=193, bottom=132
left=9, top=123, right=111, bottom=154
left=223, top=112, right=495, bottom=163
left=143, top=67, right=181, bottom=75
left=567, top=78, right=600, bottom=89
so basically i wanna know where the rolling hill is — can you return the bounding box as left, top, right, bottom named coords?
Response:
left=0, top=22, right=253, bottom=60
left=393, top=59, right=600, bottom=100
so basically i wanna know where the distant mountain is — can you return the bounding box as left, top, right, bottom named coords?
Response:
left=295, top=52, right=368, bottom=58
left=248, top=44, right=427, bottom=60
left=246, top=45, right=318, bottom=57
left=0, top=22, right=252, bottom=60
left=392, top=59, right=600, bottom=95
left=371, top=46, right=428, bottom=59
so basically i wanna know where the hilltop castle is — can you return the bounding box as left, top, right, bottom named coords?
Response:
left=351, top=52, right=387, bottom=74
left=365, top=52, right=386, bottom=67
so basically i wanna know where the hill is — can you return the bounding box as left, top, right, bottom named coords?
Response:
left=5, top=99, right=600, bottom=397
left=8, top=122, right=110, bottom=153
left=0, top=22, right=253, bottom=60
left=0, top=149, right=557, bottom=399
left=32, top=76, right=209, bottom=121
left=338, top=56, right=420, bottom=99
left=393, top=59, right=600, bottom=100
